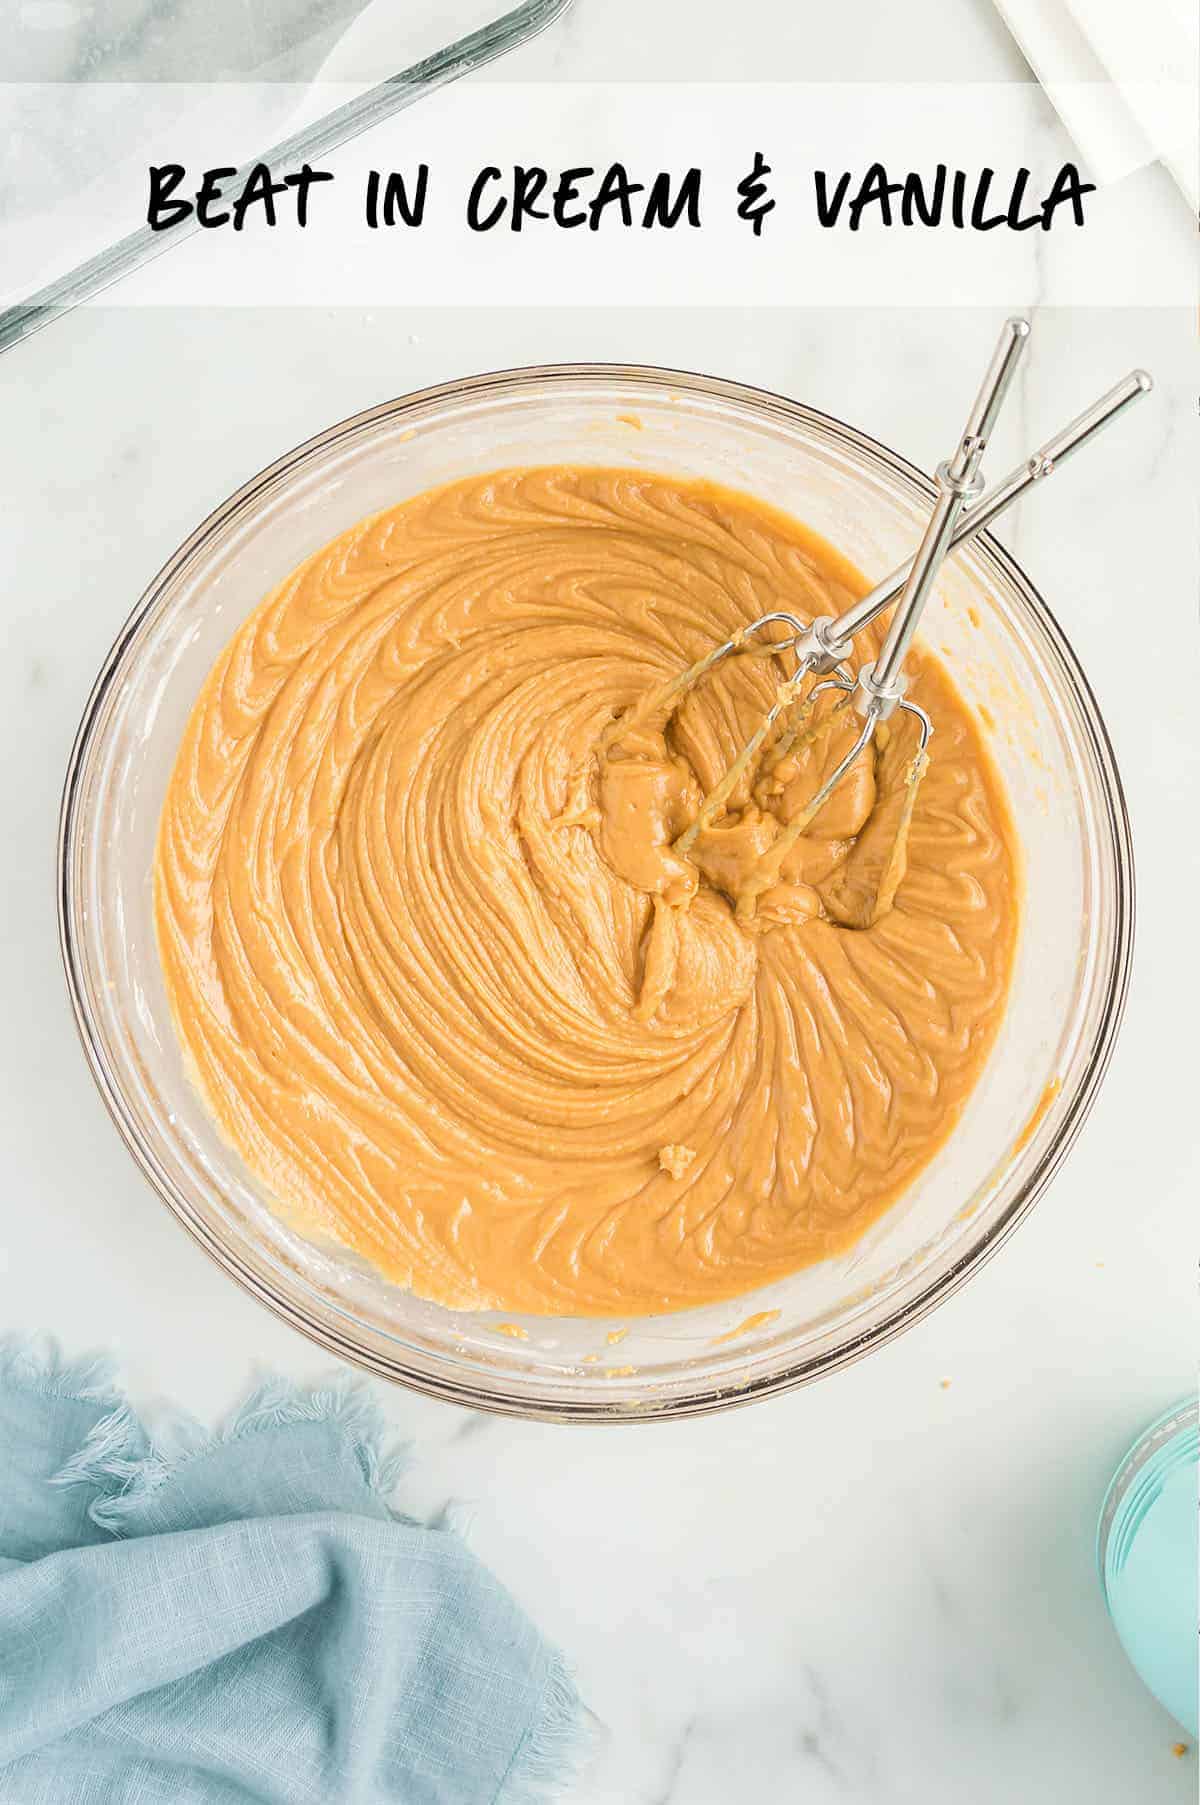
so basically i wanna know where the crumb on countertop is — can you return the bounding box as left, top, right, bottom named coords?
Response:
left=1172, top=1743, right=1189, bottom=1759
left=940, top=1379, right=952, bottom=1390
left=658, top=1143, right=697, bottom=1179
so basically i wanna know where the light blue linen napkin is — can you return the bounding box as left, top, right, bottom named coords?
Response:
left=0, top=1338, right=584, bottom=1804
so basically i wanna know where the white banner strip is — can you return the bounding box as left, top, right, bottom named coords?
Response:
left=2, top=83, right=1195, bottom=312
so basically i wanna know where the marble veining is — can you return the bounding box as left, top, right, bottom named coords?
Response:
left=15, top=0, right=374, bottom=82
left=17, top=0, right=1030, bottom=84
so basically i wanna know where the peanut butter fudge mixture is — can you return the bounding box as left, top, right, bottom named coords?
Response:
left=155, top=467, right=1018, bottom=1316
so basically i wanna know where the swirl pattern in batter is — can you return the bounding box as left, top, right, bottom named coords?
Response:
left=155, top=466, right=1018, bottom=1316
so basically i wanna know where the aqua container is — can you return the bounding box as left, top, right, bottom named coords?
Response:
left=1098, top=1400, right=1198, bottom=1736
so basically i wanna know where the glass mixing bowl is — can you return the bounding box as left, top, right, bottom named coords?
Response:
left=58, top=366, right=1134, bottom=1421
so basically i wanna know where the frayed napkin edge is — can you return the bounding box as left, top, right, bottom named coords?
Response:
left=0, top=1332, right=123, bottom=1406
left=59, top=1371, right=411, bottom=1536
left=500, top=1656, right=599, bottom=1805
left=0, top=1338, right=410, bottom=1539
left=1, top=1336, right=594, bottom=1800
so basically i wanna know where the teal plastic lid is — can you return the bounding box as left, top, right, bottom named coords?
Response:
left=1098, top=1399, right=1198, bottom=1736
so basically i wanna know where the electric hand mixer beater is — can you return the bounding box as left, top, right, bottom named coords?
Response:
left=612, top=320, right=1149, bottom=928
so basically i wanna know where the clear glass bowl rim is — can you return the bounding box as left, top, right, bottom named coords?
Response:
left=57, top=361, right=1136, bottom=1422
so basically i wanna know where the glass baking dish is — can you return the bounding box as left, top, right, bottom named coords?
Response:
left=0, top=0, right=575, bottom=354
left=58, top=364, right=1134, bottom=1420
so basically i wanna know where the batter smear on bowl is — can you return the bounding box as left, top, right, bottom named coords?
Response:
left=155, top=467, right=1018, bottom=1316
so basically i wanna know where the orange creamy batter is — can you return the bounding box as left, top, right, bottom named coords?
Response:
left=155, top=466, right=1018, bottom=1316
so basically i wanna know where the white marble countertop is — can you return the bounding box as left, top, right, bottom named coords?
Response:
left=14, top=0, right=1026, bottom=83
left=2, top=4, right=1196, bottom=1801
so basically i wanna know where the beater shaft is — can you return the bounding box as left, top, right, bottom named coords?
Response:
left=816, top=366, right=1151, bottom=667
left=862, top=314, right=1030, bottom=711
